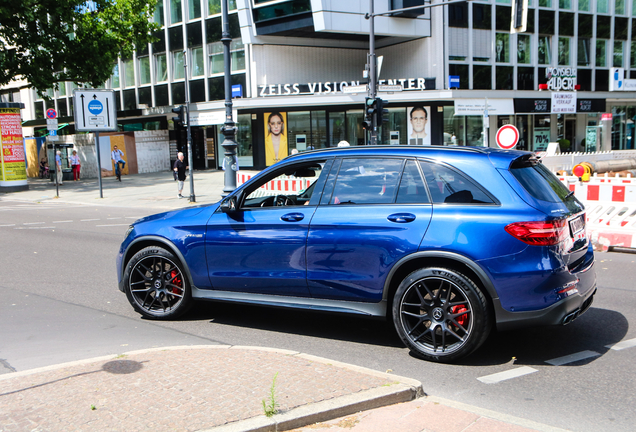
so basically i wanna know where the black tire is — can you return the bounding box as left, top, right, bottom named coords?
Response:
left=392, top=267, right=491, bottom=362
left=123, top=246, right=193, bottom=320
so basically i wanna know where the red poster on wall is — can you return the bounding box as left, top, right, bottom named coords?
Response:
left=0, top=108, right=27, bottom=183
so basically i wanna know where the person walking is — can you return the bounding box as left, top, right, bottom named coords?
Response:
left=173, top=152, right=188, bottom=199
left=55, top=150, right=63, bottom=185
left=69, top=150, right=81, bottom=181
left=111, top=145, right=126, bottom=181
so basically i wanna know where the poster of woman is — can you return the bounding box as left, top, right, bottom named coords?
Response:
left=407, top=106, right=431, bottom=145
left=264, top=112, right=288, bottom=166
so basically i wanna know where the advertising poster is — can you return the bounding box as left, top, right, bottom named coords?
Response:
left=264, top=112, right=287, bottom=166
left=533, top=128, right=551, bottom=151
left=0, top=108, right=27, bottom=184
left=407, top=106, right=431, bottom=145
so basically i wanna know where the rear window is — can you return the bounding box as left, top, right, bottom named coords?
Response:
left=510, top=160, right=571, bottom=203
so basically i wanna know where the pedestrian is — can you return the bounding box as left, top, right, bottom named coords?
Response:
left=173, top=151, right=188, bottom=199
left=69, top=150, right=81, bottom=181
left=55, top=150, right=63, bottom=185
left=111, top=145, right=126, bottom=181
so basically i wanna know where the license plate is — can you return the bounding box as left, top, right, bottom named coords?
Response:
left=569, top=215, right=585, bottom=237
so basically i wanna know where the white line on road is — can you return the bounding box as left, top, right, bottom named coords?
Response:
left=477, top=366, right=538, bottom=384
left=606, top=338, right=636, bottom=351
left=125, top=216, right=143, bottom=219
left=14, top=226, right=56, bottom=230
left=545, top=350, right=601, bottom=366
left=0, top=224, right=16, bottom=227
left=52, top=220, right=73, bottom=223
left=95, top=224, right=130, bottom=227
left=80, top=219, right=100, bottom=222
left=22, top=222, right=45, bottom=225
left=107, top=217, right=122, bottom=220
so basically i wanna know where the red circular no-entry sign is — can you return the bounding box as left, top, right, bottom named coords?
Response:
left=496, top=124, right=519, bottom=149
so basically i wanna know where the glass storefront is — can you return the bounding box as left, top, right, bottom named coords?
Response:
left=443, top=107, right=484, bottom=146
left=610, top=105, right=636, bottom=150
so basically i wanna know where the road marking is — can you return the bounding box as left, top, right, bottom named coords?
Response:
left=545, top=350, right=601, bottom=366
left=606, top=337, right=636, bottom=351
left=0, top=224, right=16, bottom=227
left=52, top=220, right=73, bottom=223
left=96, top=224, right=130, bottom=227
left=477, top=366, right=538, bottom=384
left=80, top=219, right=100, bottom=222
left=14, top=226, right=56, bottom=230
left=22, top=222, right=45, bottom=225
left=125, top=216, right=143, bottom=219
left=107, top=217, right=122, bottom=220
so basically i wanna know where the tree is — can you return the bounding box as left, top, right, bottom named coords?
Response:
left=0, top=0, right=160, bottom=96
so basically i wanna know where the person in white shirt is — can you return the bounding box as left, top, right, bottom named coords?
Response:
left=111, top=146, right=126, bottom=181
left=69, top=150, right=81, bottom=181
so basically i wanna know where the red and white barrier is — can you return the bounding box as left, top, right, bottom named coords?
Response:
left=237, top=172, right=315, bottom=198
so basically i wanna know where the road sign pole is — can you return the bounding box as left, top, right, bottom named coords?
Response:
left=183, top=52, right=196, bottom=203
left=95, top=131, right=103, bottom=198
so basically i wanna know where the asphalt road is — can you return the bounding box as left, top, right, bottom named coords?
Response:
left=1, top=200, right=634, bottom=432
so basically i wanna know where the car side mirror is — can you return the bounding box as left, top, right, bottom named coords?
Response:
left=220, top=195, right=239, bottom=213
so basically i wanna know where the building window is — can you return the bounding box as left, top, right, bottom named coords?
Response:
left=596, top=40, right=607, bottom=67
left=538, top=0, right=551, bottom=6
left=124, top=59, right=135, bottom=87
left=614, top=41, right=625, bottom=67
left=208, top=42, right=223, bottom=74
left=496, top=33, right=510, bottom=63
left=171, top=0, right=182, bottom=24
left=189, top=0, right=201, bottom=19
left=473, top=65, right=492, bottom=89
left=155, top=54, right=167, bottom=82
left=173, top=51, right=185, bottom=79
left=191, top=47, right=204, bottom=77
left=558, top=37, right=570, bottom=65
left=209, top=0, right=236, bottom=14
left=58, top=82, right=67, bottom=97
left=518, top=35, right=531, bottom=63
left=578, top=39, right=591, bottom=66
left=538, top=36, right=551, bottom=64
left=616, top=0, right=625, bottom=14
left=597, top=0, right=608, bottom=13
left=153, top=1, right=164, bottom=25
left=449, top=2, right=469, bottom=28
left=139, top=57, right=151, bottom=85
left=559, top=0, right=571, bottom=9
left=111, top=64, right=120, bottom=88
left=231, top=40, right=245, bottom=72
left=578, top=0, right=589, bottom=11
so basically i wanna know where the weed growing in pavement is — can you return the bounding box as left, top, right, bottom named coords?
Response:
left=90, top=404, right=96, bottom=410
left=262, top=372, right=279, bottom=417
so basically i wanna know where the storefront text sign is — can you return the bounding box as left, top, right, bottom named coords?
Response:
left=189, top=110, right=237, bottom=126
left=609, top=67, right=636, bottom=91
left=551, top=92, right=577, bottom=113
left=258, top=78, right=429, bottom=97
left=454, top=99, right=515, bottom=116
left=545, top=68, right=577, bottom=91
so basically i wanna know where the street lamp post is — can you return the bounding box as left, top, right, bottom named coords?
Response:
left=221, top=0, right=238, bottom=196
left=183, top=51, right=196, bottom=202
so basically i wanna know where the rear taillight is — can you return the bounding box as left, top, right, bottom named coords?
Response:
left=504, top=219, right=567, bottom=246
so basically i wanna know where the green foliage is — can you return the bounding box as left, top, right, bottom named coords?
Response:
left=0, top=0, right=160, bottom=96
left=262, top=372, right=279, bottom=417
left=557, top=138, right=571, bottom=152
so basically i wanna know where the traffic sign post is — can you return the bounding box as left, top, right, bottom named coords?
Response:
left=73, top=89, right=118, bottom=198
left=496, top=124, right=520, bottom=149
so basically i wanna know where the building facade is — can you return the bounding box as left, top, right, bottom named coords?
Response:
left=5, top=0, right=636, bottom=171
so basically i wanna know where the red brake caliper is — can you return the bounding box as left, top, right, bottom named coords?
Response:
left=450, top=305, right=468, bottom=327
left=170, top=270, right=182, bottom=294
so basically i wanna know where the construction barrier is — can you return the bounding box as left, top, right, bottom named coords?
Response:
left=237, top=173, right=315, bottom=198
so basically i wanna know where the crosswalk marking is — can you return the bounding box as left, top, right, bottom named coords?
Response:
left=545, top=350, right=601, bottom=366
left=477, top=367, right=538, bottom=384
left=606, top=337, right=636, bottom=351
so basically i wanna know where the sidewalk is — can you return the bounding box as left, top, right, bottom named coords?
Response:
left=0, top=172, right=567, bottom=432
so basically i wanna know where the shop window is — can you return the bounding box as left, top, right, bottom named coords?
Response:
left=138, top=87, right=152, bottom=107
left=578, top=69, right=592, bottom=91
left=595, top=70, right=609, bottom=91
left=189, top=79, right=205, bottom=103
left=496, top=33, right=510, bottom=63
left=596, top=40, right=607, bottom=67
left=473, top=65, right=492, bottom=89
left=496, top=66, right=514, bottom=89
left=443, top=107, right=484, bottom=146
left=449, top=2, right=468, bottom=28
left=123, top=89, right=136, bottom=111
left=208, top=0, right=236, bottom=15
left=558, top=12, right=574, bottom=36
left=155, top=54, right=167, bottom=83
left=473, top=4, right=491, bottom=30
left=191, top=47, right=204, bottom=77
left=449, top=64, right=469, bottom=89
left=616, top=0, right=625, bottom=14
left=615, top=18, right=628, bottom=40
left=578, top=0, right=589, bottom=11
left=155, top=84, right=169, bottom=107
left=496, top=6, right=511, bottom=31
left=614, top=41, right=625, bottom=68
left=578, top=14, right=593, bottom=39
left=538, top=36, right=551, bottom=65
left=172, top=82, right=186, bottom=104
left=329, top=112, right=346, bottom=146
left=538, top=10, right=554, bottom=35
left=111, top=64, right=120, bottom=89
left=153, top=1, right=164, bottom=26
left=558, top=37, right=571, bottom=66
left=578, top=39, right=590, bottom=66
left=518, top=67, right=534, bottom=90
left=170, top=0, right=182, bottom=24
left=380, top=108, right=407, bottom=146
left=189, top=0, right=201, bottom=19
left=518, top=35, right=531, bottom=63
left=139, top=57, right=151, bottom=85
left=169, top=26, right=184, bottom=51
left=124, top=59, right=135, bottom=87
left=346, top=110, right=365, bottom=146
left=597, top=0, right=608, bottom=13
left=173, top=51, right=185, bottom=79
left=153, top=31, right=166, bottom=53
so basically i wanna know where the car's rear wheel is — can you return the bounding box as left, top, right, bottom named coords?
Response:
left=392, top=267, right=491, bottom=362
left=123, top=246, right=192, bottom=319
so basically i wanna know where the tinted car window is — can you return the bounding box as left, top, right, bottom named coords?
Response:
left=420, top=161, right=495, bottom=204
left=396, top=160, right=430, bottom=204
left=510, top=161, right=571, bottom=203
left=330, top=158, right=403, bottom=205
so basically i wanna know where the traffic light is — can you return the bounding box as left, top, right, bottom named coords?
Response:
left=376, top=98, right=389, bottom=126
left=363, top=97, right=376, bottom=129
left=172, top=105, right=186, bottom=127
left=511, top=0, right=528, bottom=33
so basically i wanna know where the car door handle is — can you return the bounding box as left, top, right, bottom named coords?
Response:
left=387, top=213, right=416, bottom=223
left=281, top=213, right=305, bottom=222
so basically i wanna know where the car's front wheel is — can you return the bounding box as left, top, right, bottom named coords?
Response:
left=392, top=267, right=491, bottom=362
left=123, top=246, right=192, bottom=319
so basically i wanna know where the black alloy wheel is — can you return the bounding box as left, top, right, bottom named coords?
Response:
left=124, top=246, right=192, bottom=319
left=392, top=267, right=491, bottom=362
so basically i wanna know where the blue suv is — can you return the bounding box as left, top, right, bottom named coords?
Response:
left=117, top=146, right=596, bottom=362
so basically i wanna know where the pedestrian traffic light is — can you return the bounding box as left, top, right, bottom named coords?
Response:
left=172, top=105, right=186, bottom=127
left=376, top=98, right=389, bottom=126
